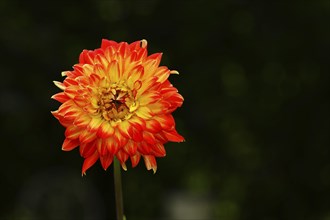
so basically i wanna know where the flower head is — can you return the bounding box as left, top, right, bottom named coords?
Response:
left=52, top=39, right=184, bottom=175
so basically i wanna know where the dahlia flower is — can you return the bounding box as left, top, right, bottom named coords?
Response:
left=52, top=39, right=184, bottom=175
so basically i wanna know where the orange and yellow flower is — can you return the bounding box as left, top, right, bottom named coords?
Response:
left=52, top=39, right=184, bottom=175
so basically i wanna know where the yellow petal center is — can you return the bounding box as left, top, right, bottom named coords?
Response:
left=96, top=83, right=136, bottom=122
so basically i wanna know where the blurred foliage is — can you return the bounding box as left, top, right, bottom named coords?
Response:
left=1, top=0, right=330, bottom=219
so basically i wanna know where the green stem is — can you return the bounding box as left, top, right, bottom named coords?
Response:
left=114, top=158, right=125, bottom=220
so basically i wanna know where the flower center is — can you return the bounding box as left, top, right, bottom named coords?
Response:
left=97, top=86, right=131, bottom=121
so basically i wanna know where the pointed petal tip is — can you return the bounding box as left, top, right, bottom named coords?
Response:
left=177, top=137, right=185, bottom=143
left=170, top=70, right=179, bottom=75
left=121, top=162, right=128, bottom=171
left=62, top=138, right=80, bottom=151
left=53, top=81, right=66, bottom=90
left=141, top=39, right=148, bottom=48
left=81, top=151, right=99, bottom=175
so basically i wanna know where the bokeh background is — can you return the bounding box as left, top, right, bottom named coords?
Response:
left=1, top=0, right=330, bottom=219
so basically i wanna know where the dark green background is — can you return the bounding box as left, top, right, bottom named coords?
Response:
left=1, top=0, right=330, bottom=219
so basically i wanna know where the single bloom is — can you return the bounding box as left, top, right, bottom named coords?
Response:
left=52, top=39, right=184, bottom=175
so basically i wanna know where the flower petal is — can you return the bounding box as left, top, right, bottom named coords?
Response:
left=62, top=138, right=79, bottom=151
left=116, top=150, right=129, bottom=170
left=74, top=114, right=92, bottom=128
left=65, top=125, right=82, bottom=139
left=101, top=39, right=118, bottom=50
left=123, top=140, right=137, bottom=156
left=136, top=46, right=147, bottom=61
left=53, top=81, right=66, bottom=90
left=82, top=150, right=99, bottom=175
left=129, top=40, right=141, bottom=51
left=118, top=42, right=130, bottom=58
left=130, top=153, right=141, bottom=168
left=100, top=153, right=114, bottom=170
left=126, top=65, right=144, bottom=88
left=87, top=117, right=103, bottom=132
left=154, top=114, right=175, bottom=130
left=64, top=87, right=79, bottom=99
left=97, top=121, right=115, bottom=138
left=79, top=49, right=95, bottom=64
left=80, top=141, right=97, bottom=158
left=63, top=109, right=81, bottom=122
left=51, top=92, right=69, bottom=103
left=163, top=130, right=185, bottom=142
left=154, top=132, right=168, bottom=143
left=129, top=125, right=143, bottom=142
left=138, top=141, right=152, bottom=155
left=143, top=155, right=157, bottom=173
left=107, top=60, right=120, bottom=83
left=143, top=53, right=162, bottom=79
left=129, top=116, right=146, bottom=130
left=96, top=138, right=107, bottom=156
left=155, top=66, right=171, bottom=83
left=137, top=77, right=158, bottom=96
left=148, top=101, right=170, bottom=115
left=79, top=129, right=97, bottom=144
left=118, top=120, right=131, bottom=138
left=142, top=132, right=156, bottom=145
left=139, top=92, right=160, bottom=106
left=114, top=129, right=128, bottom=147
left=151, top=143, right=166, bottom=157
left=73, top=95, right=88, bottom=107
left=145, top=119, right=162, bottom=133
left=64, top=78, right=79, bottom=87
left=136, top=106, right=152, bottom=119
left=104, top=137, right=120, bottom=155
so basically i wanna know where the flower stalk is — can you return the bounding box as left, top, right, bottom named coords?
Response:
left=114, top=158, right=125, bottom=220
